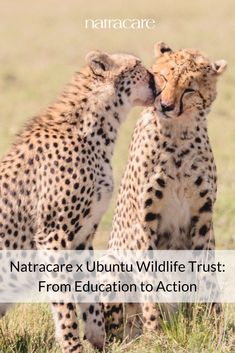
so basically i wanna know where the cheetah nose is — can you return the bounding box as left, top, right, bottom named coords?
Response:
left=160, top=102, right=175, bottom=112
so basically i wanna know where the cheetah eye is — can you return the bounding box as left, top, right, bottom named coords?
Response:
left=184, top=88, right=195, bottom=94
left=93, top=60, right=106, bottom=71
left=155, top=73, right=167, bottom=84
left=154, top=74, right=167, bottom=95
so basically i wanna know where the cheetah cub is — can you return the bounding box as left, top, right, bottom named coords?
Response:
left=0, top=50, right=155, bottom=353
left=106, top=42, right=227, bottom=340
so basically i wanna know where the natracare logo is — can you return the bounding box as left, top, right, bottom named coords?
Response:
left=85, top=18, right=157, bottom=30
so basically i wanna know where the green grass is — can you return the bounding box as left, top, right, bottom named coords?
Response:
left=0, top=0, right=234, bottom=352
left=0, top=304, right=234, bottom=353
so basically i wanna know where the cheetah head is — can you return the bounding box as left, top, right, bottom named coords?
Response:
left=152, top=42, right=227, bottom=119
left=86, top=50, right=156, bottom=108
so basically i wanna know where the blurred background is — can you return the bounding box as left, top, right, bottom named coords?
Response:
left=0, top=0, right=234, bottom=249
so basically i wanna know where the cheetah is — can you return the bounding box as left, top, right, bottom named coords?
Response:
left=0, top=50, right=156, bottom=352
left=105, top=42, right=227, bottom=341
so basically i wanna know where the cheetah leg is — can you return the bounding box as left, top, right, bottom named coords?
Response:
left=51, top=303, right=83, bottom=353
left=190, top=205, right=221, bottom=314
left=36, top=228, right=105, bottom=352
left=104, top=303, right=123, bottom=341
left=190, top=196, right=215, bottom=250
left=77, top=234, right=106, bottom=349
left=141, top=303, right=161, bottom=333
left=36, top=232, right=84, bottom=353
left=124, top=187, right=163, bottom=340
left=79, top=303, right=105, bottom=350
left=137, top=187, right=163, bottom=336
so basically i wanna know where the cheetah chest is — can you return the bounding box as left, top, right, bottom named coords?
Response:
left=161, top=182, right=190, bottom=230
left=151, top=154, right=206, bottom=245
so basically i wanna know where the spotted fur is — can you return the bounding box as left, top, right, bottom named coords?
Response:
left=105, top=43, right=227, bottom=341
left=0, top=50, right=155, bottom=353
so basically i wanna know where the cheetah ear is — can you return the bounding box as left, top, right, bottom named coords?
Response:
left=86, top=51, right=113, bottom=76
left=154, top=42, right=173, bottom=58
left=211, top=60, right=227, bottom=75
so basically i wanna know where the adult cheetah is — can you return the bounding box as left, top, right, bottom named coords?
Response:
left=0, top=50, right=156, bottom=352
left=105, top=42, right=227, bottom=340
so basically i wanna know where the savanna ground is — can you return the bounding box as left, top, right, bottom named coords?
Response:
left=0, top=0, right=234, bottom=352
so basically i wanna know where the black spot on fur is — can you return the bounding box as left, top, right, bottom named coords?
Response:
left=155, top=190, right=163, bottom=199
left=199, top=199, right=212, bottom=213
left=145, top=213, right=160, bottom=222
left=195, top=176, right=203, bottom=186
left=199, top=225, right=208, bottom=236
left=200, top=190, right=209, bottom=197
left=156, top=178, right=165, bottom=188
left=144, top=198, right=153, bottom=207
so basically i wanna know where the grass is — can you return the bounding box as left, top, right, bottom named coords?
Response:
left=0, top=0, right=234, bottom=352
left=0, top=304, right=234, bottom=353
